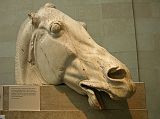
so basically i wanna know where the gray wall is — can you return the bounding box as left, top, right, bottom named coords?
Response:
left=0, top=0, right=159, bottom=119
left=133, top=0, right=160, bottom=118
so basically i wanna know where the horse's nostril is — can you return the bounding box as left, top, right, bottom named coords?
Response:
left=107, top=67, right=126, bottom=79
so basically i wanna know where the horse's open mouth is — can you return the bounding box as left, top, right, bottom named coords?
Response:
left=79, top=81, right=108, bottom=109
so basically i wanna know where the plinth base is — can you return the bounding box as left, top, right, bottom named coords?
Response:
left=0, top=110, right=147, bottom=119
left=0, top=82, right=148, bottom=119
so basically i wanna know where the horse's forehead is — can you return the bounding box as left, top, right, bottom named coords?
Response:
left=37, top=7, right=65, bottom=21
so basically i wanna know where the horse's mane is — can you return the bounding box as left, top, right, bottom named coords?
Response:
left=15, top=18, right=34, bottom=84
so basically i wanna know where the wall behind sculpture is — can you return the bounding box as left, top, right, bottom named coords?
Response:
left=133, top=0, right=160, bottom=119
left=0, top=0, right=159, bottom=119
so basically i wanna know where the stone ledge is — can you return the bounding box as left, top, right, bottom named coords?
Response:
left=0, top=109, right=148, bottom=119
left=40, top=82, right=146, bottom=110
left=0, top=82, right=148, bottom=119
left=2, top=82, right=146, bottom=110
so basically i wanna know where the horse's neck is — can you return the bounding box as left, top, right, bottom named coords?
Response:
left=15, top=19, right=34, bottom=84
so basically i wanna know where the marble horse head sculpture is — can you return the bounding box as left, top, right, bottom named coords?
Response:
left=15, top=3, right=136, bottom=109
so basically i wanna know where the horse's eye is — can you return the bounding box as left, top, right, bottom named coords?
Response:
left=50, top=21, right=62, bottom=33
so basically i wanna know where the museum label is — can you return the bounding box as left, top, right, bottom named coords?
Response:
left=9, top=86, right=40, bottom=111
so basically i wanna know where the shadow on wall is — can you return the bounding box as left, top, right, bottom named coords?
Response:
left=55, top=85, right=132, bottom=119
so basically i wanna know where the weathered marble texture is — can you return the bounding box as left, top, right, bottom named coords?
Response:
left=15, top=3, right=136, bottom=109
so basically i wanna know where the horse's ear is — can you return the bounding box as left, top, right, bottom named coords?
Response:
left=44, top=3, right=56, bottom=8
left=79, top=21, right=87, bottom=30
left=28, top=12, right=40, bottom=27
